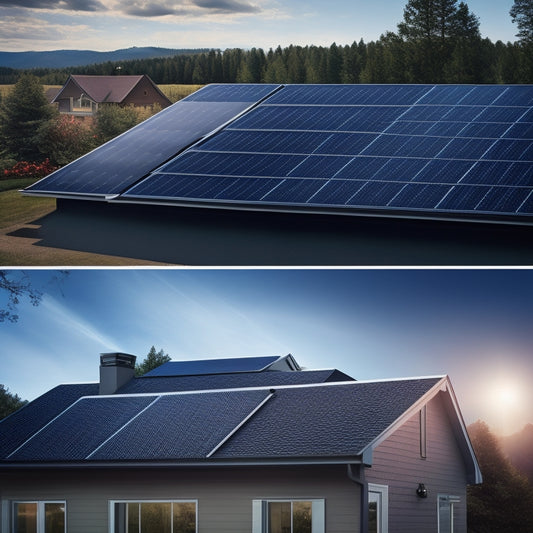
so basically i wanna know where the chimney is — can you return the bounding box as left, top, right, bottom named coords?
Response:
left=99, top=353, right=136, bottom=395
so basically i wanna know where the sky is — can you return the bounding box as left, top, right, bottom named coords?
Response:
left=1, top=267, right=532, bottom=437
left=0, top=0, right=520, bottom=53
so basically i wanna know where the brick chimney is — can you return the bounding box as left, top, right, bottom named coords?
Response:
left=99, top=353, right=136, bottom=395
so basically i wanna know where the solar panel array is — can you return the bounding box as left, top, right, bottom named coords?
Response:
left=24, top=84, right=533, bottom=223
left=23, top=84, right=281, bottom=198
left=120, top=84, right=533, bottom=222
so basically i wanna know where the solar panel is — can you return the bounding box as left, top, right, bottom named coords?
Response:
left=21, top=83, right=533, bottom=223
left=23, top=84, right=281, bottom=198
left=119, top=84, right=533, bottom=223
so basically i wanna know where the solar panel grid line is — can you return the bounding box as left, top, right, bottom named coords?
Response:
left=517, top=190, right=533, bottom=213
left=5, top=395, right=87, bottom=459
left=85, top=395, right=162, bottom=459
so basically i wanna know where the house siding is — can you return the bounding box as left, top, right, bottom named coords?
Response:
left=365, top=392, right=469, bottom=533
left=0, top=464, right=360, bottom=533
left=123, top=77, right=170, bottom=108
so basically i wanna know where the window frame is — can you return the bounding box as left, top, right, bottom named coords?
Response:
left=108, top=499, right=198, bottom=533
left=11, top=500, right=67, bottom=533
left=368, top=483, right=389, bottom=533
left=437, top=494, right=461, bottom=533
left=252, top=499, right=325, bottom=533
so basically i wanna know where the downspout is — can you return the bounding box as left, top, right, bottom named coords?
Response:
left=347, top=463, right=368, bottom=533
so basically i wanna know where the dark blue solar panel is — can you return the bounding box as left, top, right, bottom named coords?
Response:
left=185, top=84, right=280, bottom=103
left=417, top=85, right=474, bottom=105
left=458, top=85, right=506, bottom=106
left=346, top=181, right=407, bottom=207
left=425, top=121, right=468, bottom=137
left=144, top=356, right=281, bottom=377
left=290, top=155, right=352, bottom=178
left=459, top=122, right=512, bottom=139
left=476, top=186, right=532, bottom=213
left=438, top=138, right=495, bottom=159
left=308, top=179, right=364, bottom=205
left=504, top=122, right=533, bottom=139
left=7, top=396, right=155, bottom=461
left=389, top=183, right=453, bottom=208
left=24, top=84, right=280, bottom=197
left=265, top=84, right=431, bottom=106
left=92, top=83, right=533, bottom=222
left=89, top=390, right=271, bottom=460
left=0, top=384, right=99, bottom=459
left=261, top=179, right=325, bottom=203
left=483, top=139, right=533, bottom=161
left=200, top=129, right=331, bottom=154
left=412, top=159, right=475, bottom=184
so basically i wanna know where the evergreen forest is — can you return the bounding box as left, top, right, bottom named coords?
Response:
left=1, top=0, right=532, bottom=85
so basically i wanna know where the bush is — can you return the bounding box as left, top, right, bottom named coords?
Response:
left=37, top=114, right=98, bottom=166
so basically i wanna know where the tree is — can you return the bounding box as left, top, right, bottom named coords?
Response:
left=135, top=346, right=171, bottom=376
left=510, top=0, right=533, bottom=44
left=1, top=270, right=69, bottom=323
left=0, top=270, right=42, bottom=323
left=0, top=74, right=55, bottom=161
left=0, top=384, right=27, bottom=419
left=467, top=420, right=533, bottom=533
left=94, top=104, right=139, bottom=144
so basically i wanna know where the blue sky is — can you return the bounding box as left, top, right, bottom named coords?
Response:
left=1, top=268, right=532, bottom=436
left=0, top=0, right=519, bottom=53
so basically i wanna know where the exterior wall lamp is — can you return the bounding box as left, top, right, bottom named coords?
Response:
left=416, top=483, right=428, bottom=498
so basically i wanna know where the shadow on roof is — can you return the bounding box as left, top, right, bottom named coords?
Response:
left=7, top=200, right=533, bottom=265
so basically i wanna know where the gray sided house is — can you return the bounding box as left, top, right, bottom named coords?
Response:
left=52, top=75, right=171, bottom=116
left=0, top=354, right=481, bottom=533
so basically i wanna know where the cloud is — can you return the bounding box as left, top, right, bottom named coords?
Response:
left=193, top=0, right=260, bottom=14
left=121, top=0, right=260, bottom=17
left=0, top=14, right=101, bottom=48
left=0, top=0, right=105, bottom=11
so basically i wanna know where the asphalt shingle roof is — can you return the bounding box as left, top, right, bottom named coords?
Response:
left=0, top=378, right=442, bottom=464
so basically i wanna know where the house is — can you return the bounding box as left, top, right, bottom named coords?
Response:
left=52, top=75, right=171, bottom=116
left=0, top=353, right=481, bottom=533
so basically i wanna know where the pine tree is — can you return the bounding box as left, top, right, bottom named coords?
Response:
left=135, top=346, right=171, bottom=377
left=510, top=0, right=533, bottom=44
left=0, top=74, right=55, bottom=161
left=467, top=420, right=533, bottom=533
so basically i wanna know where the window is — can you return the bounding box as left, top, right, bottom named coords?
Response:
left=13, top=501, right=66, bottom=533
left=252, top=500, right=324, bottom=533
left=368, top=484, right=388, bottom=533
left=111, top=501, right=197, bottom=533
left=437, top=495, right=460, bottom=533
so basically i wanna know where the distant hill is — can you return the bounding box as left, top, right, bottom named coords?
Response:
left=499, top=423, right=533, bottom=483
left=0, top=47, right=210, bottom=70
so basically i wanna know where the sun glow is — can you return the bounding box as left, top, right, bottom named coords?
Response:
left=494, top=383, right=521, bottom=408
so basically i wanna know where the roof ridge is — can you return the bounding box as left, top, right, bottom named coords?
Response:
left=80, top=375, right=445, bottom=400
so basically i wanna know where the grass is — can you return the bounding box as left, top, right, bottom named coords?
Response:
left=157, top=84, right=204, bottom=103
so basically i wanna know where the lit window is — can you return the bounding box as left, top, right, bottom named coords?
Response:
left=368, top=484, right=388, bottom=533
left=13, top=501, right=65, bottom=533
left=438, top=495, right=460, bottom=533
left=112, top=501, right=197, bottom=533
left=252, top=499, right=324, bottom=533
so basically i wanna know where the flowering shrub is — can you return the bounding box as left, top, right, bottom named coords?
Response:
left=2, top=159, right=58, bottom=180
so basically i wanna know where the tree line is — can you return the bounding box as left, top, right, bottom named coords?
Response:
left=1, top=0, right=532, bottom=86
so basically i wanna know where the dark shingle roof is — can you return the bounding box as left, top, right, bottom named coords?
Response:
left=118, top=369, right=352, bottom=394
left=0, top=383, right=99, bottom=458
left=0, top=378, right=442, bottom=464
